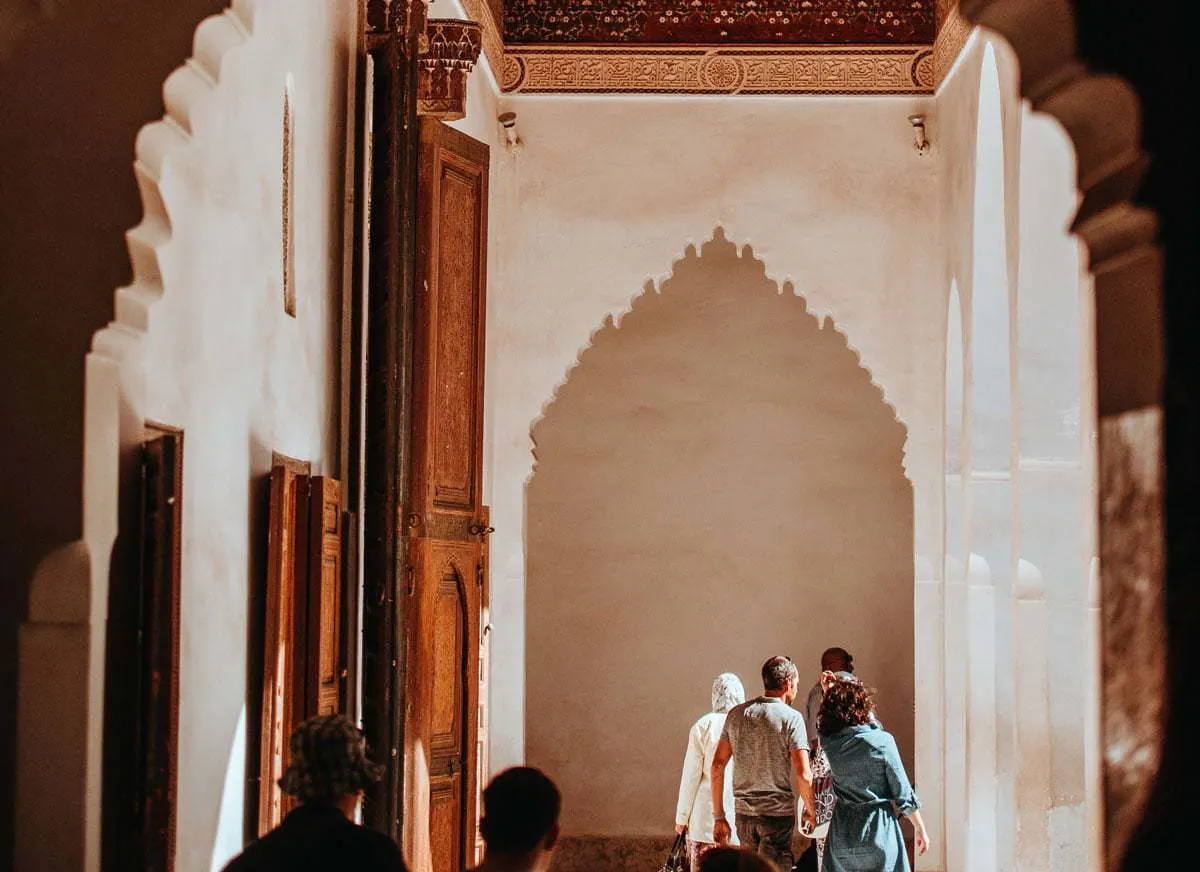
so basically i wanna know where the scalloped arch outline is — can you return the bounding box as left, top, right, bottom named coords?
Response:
left=16, top=4, right=262, bottom=870
left=526, top=226, right=914, bottom=483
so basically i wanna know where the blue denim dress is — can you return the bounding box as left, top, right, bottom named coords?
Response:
left=821, top=722, right=919, bottom=872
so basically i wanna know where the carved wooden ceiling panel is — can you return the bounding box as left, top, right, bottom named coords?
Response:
left=504, top=0, right=936, bottom=45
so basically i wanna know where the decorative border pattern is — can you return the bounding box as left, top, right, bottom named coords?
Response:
left=502, top=45, right=935, bottom=94
left=933, top=6, right=971, bottom=89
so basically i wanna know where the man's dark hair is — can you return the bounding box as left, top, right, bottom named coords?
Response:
left=820, top=647, right=853, bottom=672
left=480, top=767, right=561, bottom=855
left=761, top=655, right=798, bottom=692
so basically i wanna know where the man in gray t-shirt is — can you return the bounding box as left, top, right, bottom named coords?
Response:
left=711, top=656, right=816, bottom=871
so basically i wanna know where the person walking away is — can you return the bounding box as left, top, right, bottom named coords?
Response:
left=816, top=673, right=929, bottom=872
left=221, top=714, right=407, bottom=872
left=467, top=766, right=561, bottom=872
left=676, top=673, right=746, bottom=869
left=800, top=648, right=854, bottom=872
left=711, top=656, right=816, bottom=871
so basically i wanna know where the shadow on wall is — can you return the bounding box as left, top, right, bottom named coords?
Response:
left=0, top=2, right=226, bottom=868
left=525, top=228, right=914, bottom=837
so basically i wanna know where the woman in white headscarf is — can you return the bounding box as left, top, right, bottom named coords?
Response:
left=675, top=673, right=746, bottom=871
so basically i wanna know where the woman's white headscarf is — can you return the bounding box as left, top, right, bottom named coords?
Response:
left=711, top=673, right=745, bottom=714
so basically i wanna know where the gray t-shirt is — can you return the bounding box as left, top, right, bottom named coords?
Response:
left=720, top=695, right=808, bottom=818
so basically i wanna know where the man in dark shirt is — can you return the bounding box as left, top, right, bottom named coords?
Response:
left=222, top=714, right=407, bottom=872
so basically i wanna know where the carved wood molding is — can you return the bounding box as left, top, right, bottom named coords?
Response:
left=933, top=5, right=972, bottom=89
left=459, top=0, right=505, bottom=82
left=418, top=18, right=483, bottom=120
left=501, top=44, right=935, bottom=95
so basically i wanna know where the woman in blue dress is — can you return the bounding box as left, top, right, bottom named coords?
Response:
left=816, top=673, right=930, bottom=872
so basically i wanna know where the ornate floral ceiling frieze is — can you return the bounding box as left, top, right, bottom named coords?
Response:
left=448, top=0, right=968, bottom=95
left=504, top=0, right=936, bottom=45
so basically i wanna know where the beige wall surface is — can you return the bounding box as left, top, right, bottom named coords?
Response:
left=483, top=95, right=944, bottom=796
left=524, top=232, right=915, bottom=836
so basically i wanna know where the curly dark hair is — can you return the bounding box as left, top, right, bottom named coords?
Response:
left=817, top=677, right=877, bottom=737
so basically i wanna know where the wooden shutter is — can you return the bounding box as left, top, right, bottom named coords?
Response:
left=257, top=461, right=347, bottom=837
left=102, top=426, right=183, bottom=872
left=297, top=476, right=345, bottom=717
left=258, top=458, right=308, bottom=834
left=139, top=429, right=183, bottom=871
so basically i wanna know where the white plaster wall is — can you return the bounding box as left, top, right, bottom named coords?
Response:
left=483, top=94, right=943, bottom=795
left=55, top=3, right=357, bottom=870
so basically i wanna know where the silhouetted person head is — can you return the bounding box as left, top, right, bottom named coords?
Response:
left=817, top=674, right=876, bottom=737
left=279, top=714, right=383, bottom=817
left=711, top=672, right=746, bottom=714
left=819, top=646, right=853, bottom=673
left=761, top=655, right=800, bottom=704
left=699, top=846, right=780, bottom=872
left=478, top=767, right=561, bottom=871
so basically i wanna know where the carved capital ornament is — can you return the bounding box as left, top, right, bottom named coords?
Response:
left=418, top=19, right=483, bottom=120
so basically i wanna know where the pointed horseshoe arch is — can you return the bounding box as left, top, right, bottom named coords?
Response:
left=524, top=228, right=916, bottom=848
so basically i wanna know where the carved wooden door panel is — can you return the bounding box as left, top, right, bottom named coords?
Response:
left=405, top=118, right=490, bottom=872
left=412, top=542, right=479, bottom=872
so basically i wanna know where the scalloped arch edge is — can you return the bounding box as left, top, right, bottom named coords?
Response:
left=526, top=227, right=914, bottom=484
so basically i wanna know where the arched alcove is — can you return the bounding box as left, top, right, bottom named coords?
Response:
left=970, top=41, right=1014, bottom=475
left=525, top=229, right=913, bottom=843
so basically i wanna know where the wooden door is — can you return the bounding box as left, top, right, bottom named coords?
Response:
left=405, top=118, right=490, bottom=872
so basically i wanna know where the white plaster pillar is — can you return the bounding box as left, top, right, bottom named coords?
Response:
left=942, top=470, right=968, bottom=872
left=1013, top=559, right=1052, bottom=870
left=964, top=550, right=998, bottom=872
left=914, top=552, right=945, bottom=872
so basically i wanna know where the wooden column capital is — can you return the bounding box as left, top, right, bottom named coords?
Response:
left=418, top=19, right=483, bottom=121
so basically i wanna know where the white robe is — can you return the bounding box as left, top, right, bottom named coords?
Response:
left=675, top=711, right=739, bottom=844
